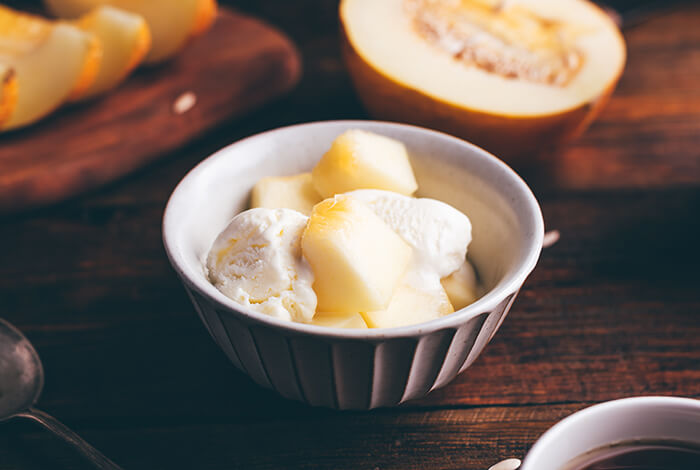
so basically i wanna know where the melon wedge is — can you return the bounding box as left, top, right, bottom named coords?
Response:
left=0, top=5, right=101, bottom=130
left=44, top=0, right=217, bottom=63
left=73, top=5, right=150, bottom=99
left=0, top=65, right=18, bottom=128
left=340, top=0, right=626, bottom=159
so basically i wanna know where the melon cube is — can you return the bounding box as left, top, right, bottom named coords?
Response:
left=250, top=172, right=321, bottom=215
left=361, top=273, right=454, bottom=328
left=301, top=195, right=412, bottom=313
left=312, top=312, right=368, bottom=329
left=441, top=260, right=479, bottom=310
left=311, top=129, right=418, bottom=198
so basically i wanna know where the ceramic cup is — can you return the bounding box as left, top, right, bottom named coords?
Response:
left=520, top=396, right=700, bottom=470
left=163, top=120, right=544, bottom=409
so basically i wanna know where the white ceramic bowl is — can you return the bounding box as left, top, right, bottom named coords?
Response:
left=520, top=396, right=700, bottom=470
left=163, top=120, right=544, bottom=409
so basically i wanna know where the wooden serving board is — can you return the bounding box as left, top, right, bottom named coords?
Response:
left=0, top=7, right=300, bottom=213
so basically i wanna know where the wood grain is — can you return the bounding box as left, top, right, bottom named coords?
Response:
left=0, top=1, right=698, bottom=469
left=0, top=7, right=300, bottom=213
left=1, top=404, right=579, bottom=470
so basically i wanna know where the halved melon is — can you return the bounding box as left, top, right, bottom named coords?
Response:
left=340, top=0, right=626, bottom=159
left=0, top=5, right=101, bottom=130
left=44, top=0, right=217, bottom=63
left=73, top=5, right=150, bottom=99
left=0, top=65, right=18, bottom=128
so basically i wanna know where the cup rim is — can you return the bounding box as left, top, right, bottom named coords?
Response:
left=520, top=396, right=700, bottom=469
left=163, top=120, right=544, bottom=340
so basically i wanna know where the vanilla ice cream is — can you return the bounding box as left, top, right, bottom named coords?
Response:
left=206, top=208, right=317, bottom=323
left=345, top=189, right=474, bottom=324
left=346, top=189, right=472, bottom=278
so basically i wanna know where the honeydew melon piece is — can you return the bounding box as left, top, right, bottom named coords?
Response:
left=441, top=260, right=479, bottom=310
left=73, top=5, right=150, bottom=99
left=250, top=172, right=322, bottom=216
left=312, top=312, right=369, bottom=329
left=44, top=0, right=217, bottom=63
left=0, top=6, right=101, bottom=130
left=361, top=271, right=454, bottom=328
left=301, top=195, right=412, bottom=313
left=312, top=129, right=418, bottom=198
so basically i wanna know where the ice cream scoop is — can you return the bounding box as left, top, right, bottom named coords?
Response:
left=206, top=208, right=317, bottom=323
left=346, top=189, right=472, bottom=278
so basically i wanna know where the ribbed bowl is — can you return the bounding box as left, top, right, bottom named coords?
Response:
left=164, top=121, right=544, bottom=409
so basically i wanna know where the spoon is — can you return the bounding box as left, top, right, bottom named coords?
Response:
left=0, top=318, right=123, bottom=470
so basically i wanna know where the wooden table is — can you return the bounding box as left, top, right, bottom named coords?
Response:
left=1, top=2, right=699, bottom=469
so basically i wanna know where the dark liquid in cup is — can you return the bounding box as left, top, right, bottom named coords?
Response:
left=563, top=441, right=700, bottom=470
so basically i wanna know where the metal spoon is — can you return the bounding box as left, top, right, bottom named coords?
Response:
left=0, top=318, right=123, bottom=470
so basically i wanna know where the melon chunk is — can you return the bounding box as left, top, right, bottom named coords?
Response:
left=44, top=0, right=217, bottom=63
left=312, top=129, right=418, bottom=198
left=340, top=0, right=626, bottom=159
left=441, top=260, right=479, bottom=310
left=312, top=312, right=368, bottom=329
left=0, top=6, right=102, bottom=130
left=301, top=195, right=412, bottom=313
left=250, top=172, right=321, bottom=216
left=73, top=5, right=150, bottom=99
left=361, top=272, right=454, bottom=329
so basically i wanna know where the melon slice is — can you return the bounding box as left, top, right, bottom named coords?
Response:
left=0, top=6, right=101, bottom=130
left=44, top=0, right=217, bottom=63
left=340, top=0, right=626, bottom=159
left=73, top=5, right=150, bottom=99
left=0, top=65, right=18, bottom=128
left=191, top=0, right=218, bottom=38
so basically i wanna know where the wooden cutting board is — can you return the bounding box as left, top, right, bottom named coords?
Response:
left=0, top=7, right=301, bottom=213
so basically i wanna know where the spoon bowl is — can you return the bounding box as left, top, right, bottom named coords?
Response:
left=0, top=318, right=123, bottom=469
left=0, top=318, right=43, bottom=421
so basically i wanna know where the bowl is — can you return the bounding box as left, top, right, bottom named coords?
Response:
left=520, top=396, right=700, bottom=470
left=163, top=120, right=544, bottom=409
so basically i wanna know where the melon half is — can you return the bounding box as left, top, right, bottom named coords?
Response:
left=340, top=0, right=626, bottom=159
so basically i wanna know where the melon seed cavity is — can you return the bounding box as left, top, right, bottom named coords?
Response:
left=406, top=0, right=584, bottom=86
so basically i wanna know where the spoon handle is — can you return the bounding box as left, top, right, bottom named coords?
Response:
left=16, top=407, right=124, bottom=470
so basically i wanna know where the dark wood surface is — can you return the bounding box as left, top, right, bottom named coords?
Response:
left=1, top=1, right=699, bottom=469
left=0, top=7, right=299, bottom=213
